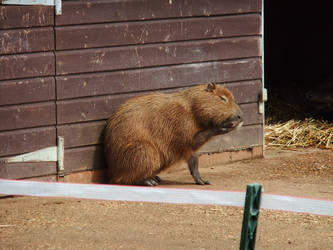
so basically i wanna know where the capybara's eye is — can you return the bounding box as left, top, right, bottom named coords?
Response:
left=219, top=95, right=228, bottom=103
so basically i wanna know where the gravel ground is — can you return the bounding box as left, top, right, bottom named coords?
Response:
left=1, top=148, right=332, bottom=249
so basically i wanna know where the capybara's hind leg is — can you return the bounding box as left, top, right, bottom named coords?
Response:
left=140, top=176, right=162, bottom=186
left=128, top=141, right=161, bottom=185
left=187, top=155, right=210, bottom=185
left=153, top=176, right=162, bottom=183
left=136, top=177, right=159, bottom=186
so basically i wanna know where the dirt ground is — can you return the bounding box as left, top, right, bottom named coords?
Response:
left=1, top=148, right=332, bottom=250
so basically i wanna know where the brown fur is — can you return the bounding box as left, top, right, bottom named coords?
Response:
left=104, top=83, right=243, bottom=185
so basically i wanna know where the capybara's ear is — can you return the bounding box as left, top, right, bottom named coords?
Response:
left=206, top=82, right=216, bottom=92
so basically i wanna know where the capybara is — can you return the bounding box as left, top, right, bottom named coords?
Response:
left=104, top=83, right=243, bottom=186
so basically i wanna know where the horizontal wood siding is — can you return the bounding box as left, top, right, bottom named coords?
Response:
left=57, top=85, right=262, bottom=125
left=0, top=77, right=55, bottom=106
left=0, top=0, right=262, bottom=179
left=55, top=0, right=262, bottom=174
left=57, top=103, right=261, bottom=150
left=0, top=5, right=54, bottom=29
left=0, top=52, right=55, bottom=80
left=57, top=121, right=106, bottom=148
left=200, top=125, right=263, bottom=153
left=0, top=161, right=57, bottom=180
left=0, top=102, right=56, bottom=131
left=0, top=127, right=56, bottom=157
left=63, top=146, right=106, bottom=174
left=56, top=37, right=260, bottom=75
left=56, top=59, right=261, bottom=100
left=56, top=14, right=261, bottom=50
left=0, top=4, right=56, bottom=179
left=56, top=0, right=261, bottom=25
left=0, top=27, right=54, bottom=55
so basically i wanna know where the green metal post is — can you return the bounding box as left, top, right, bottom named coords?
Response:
left=239, top=183, right=262, bottom=250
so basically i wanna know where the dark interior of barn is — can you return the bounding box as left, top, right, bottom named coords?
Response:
left=264, top=2, right=333, bottom=122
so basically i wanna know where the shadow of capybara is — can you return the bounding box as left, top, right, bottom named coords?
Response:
left=104, top=83, right=243, bottom=186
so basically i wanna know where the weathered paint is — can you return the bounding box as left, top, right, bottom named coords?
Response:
left=0, top=0, right=263, bottom=180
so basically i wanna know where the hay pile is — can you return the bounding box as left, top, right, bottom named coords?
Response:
left=264, top=86, right=333, bottom=150
left=265, top=118, right=333, bottom=150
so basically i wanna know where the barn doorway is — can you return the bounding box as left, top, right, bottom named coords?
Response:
left=264, top=2, right=333, bottom=122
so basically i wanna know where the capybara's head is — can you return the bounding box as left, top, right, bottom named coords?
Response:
left=190, top=83, right=243, bottom=133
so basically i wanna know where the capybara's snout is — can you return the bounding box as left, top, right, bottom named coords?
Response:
left=230, top=111, right=243, bottom=129
left=232, top=107, right=243, bottom=123
left=234, top=107, right=244, bottom=124
left=218, top=107, right=243, bottom=132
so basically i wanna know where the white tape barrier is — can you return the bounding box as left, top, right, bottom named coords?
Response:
left=0, top=179, right=332, bottom=216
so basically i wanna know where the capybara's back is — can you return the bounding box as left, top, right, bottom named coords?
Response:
left=104, top=83, right=243, bottom=186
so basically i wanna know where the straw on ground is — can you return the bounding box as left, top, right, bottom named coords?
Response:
left=265, top=118, right=333, bottom=149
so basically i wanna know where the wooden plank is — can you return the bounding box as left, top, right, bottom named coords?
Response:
left=240, top=103, right=262, bottom=125
left=199, top=124, right=263, bottom=154
left=59, top=169, right=107, bottom=184
left=0, top=161, right=57, bottom=180
left=0, top=27, right=54, bottom=55
left=0, top=102, right=56, bottom=131
left=56, top=102, right=260, bottom=148
left=226, top=80, right=262, bottom=104
left=56, top=0, right=261, bottom=25
left=57, top=95, right=125, bottom=124
left=56, top=58, right=262, bottom=100
left=61, top=146, right=263, bottom=183
left=0, top=126, right=56, bottom=157
left=0, top=77, right=55, bottom=106
left=57, top=86, right=261, bottom=125
left=64, top=126, right=262, bottom=173
left=56, top=14, right=261, bottom=50
left=199, top=146, right=263, bottom=168
left=28, top=175, right=57, bottom=182
left=0, top=52, right=55, bottom=81
left=57, top=121, right=106, bottom=148
left=64, top=145, right=106, bottom=174
left=0, top=5, right=54, bottom=29
left=56, top=37, right=261, bottom=75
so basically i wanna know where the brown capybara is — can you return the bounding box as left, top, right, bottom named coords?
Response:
left=104, top=83, right=243, bottom=186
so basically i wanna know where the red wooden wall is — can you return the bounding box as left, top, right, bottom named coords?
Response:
left=0, top=0, right=263, bottom=181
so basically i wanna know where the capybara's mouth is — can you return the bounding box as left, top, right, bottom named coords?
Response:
left=217, top=116, right=243, bottom=133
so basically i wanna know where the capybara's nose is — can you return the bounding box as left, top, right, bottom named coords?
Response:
left=236, top=109, right=243, bottom=121
left=235, top=114, right=243, bottom=123
left=230, top=113, right=243, bottom=124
